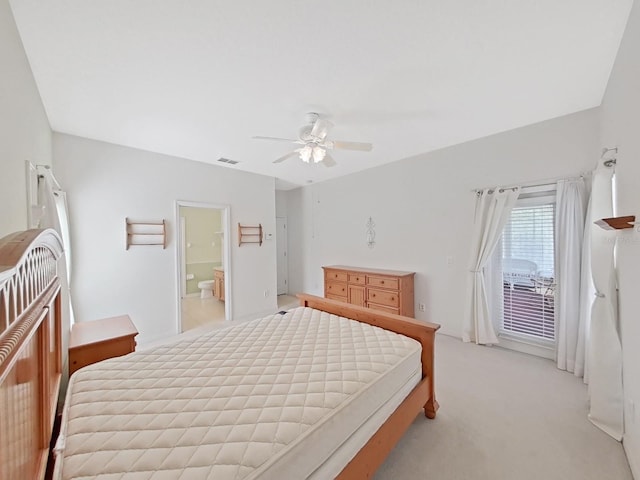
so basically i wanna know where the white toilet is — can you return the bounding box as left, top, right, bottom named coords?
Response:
left=198, top=280, right=215, bottom=299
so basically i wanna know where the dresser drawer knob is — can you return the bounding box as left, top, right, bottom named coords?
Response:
left=380, top=281, right=385, bottom=284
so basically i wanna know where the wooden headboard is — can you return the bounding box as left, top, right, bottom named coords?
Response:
left=0, top=229, right=64, bottom=480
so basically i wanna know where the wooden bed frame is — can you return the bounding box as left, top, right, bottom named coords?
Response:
left=298, top=294, right=440, bottom=479
left=0, top=229, right=64, bottom=480
left=0, top=228, right=439, bottom=480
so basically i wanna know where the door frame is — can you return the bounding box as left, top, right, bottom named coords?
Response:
left=276, top=216, right=288, bottom=295
left=175, top=200, right=232, bottom=333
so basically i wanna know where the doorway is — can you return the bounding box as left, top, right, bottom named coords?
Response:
left=175, top=201, right=231, bottom=333
left=275, top=216, right=298, bottom=310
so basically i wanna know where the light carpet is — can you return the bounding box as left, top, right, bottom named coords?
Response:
left=375, top=334, right=632, bottom=480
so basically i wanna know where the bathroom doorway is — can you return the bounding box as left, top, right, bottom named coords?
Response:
left=175, top=201, right=231, bottom=333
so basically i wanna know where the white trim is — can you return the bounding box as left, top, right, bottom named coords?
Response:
left=232, top=307, right=282, bottom=324
left=175, top=201, right=232, bottom=334
left=25, top=161, right=39, bottom=228
left=520, top=183, right=557, bottom=195
left=276, top=216, right=288, bottom=295
left=179, top=216, right=186, bottom=298
left=516, top=192, right=556, bottom=207
left=497, top=332, right=555, bottom=360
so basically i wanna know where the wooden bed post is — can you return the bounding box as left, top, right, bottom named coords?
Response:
left=422, top=328, right=439, bottom=419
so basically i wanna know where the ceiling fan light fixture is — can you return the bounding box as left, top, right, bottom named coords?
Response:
left=260, top=113, right=373, bottom=167
left=312, top=146, right=326, bottom=163
left=299, top=145, right=313, bottom=163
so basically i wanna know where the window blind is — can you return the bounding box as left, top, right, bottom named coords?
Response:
left=501, top=203, right=555, bottom=340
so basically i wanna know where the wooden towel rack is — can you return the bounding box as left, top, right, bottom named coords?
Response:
left=238, top=223, right=263, bottom=246
left=126, top=218, right=166, bottom=249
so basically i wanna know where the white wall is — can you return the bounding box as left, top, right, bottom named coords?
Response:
left=53, top=133, right=278, bottom=344
left=275, top=190, right=288, bottom=217
left=285, top=108, right=599, bottom=337
left=600, top=1, right=640, bottom=475
left=0, top=0, right=52, bottom=236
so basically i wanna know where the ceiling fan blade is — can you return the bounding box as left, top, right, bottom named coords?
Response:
left=310, top=118, right=333, bottom=140
left=330, top=140, right=373, bottom=151
left=253, top=136, right=301, bottom=143
left=321, top=153, right=337, bottom=167
left=273, top=151, right=299, bottom=164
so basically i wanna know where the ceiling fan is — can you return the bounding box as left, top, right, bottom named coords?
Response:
left=253, top=113, right=373, bottom=167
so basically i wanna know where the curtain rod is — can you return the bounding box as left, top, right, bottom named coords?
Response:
left=472, top=173, right=585, bottom=194
left=472, top=146, right=618, bottom=194
left=601, top=146, right=617, bottom=167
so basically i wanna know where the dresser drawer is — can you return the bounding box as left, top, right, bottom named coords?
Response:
left=326, top=293, right=348, bottom=302
left=325, top=270, right=348, bottom=282
left=367, top=303, right=400, bottom=315
left=367, top=275, right=399, bottom=290
left=326, top=280, right=348, bottom=298
left=367, top=288, right=399, bottom=308
left=70, top=338, right=135, bottom=374
left=348, top=273, right=366, bottom=285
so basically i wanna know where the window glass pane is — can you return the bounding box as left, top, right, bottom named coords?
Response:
left=501, top=203, right=555, bottom=341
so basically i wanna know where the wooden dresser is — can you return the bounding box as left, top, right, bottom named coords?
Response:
left=69, top=315, right=138, bottom=375
left=322, top=266, right=415, bottom=317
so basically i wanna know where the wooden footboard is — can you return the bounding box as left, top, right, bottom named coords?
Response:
left=297, top=294, right=440, bottom=478
left=0, top=229, right=64, bottom=480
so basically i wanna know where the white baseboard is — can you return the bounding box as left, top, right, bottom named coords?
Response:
left=496, top=336, right=555, bottom=360
left=435, top=327, right=461, bottom=339
left=231, top=306, right=281, bottom=324
left=136, top=329, right=183, bottom=349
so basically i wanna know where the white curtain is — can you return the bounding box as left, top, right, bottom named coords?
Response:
left=486, top=241, right=504, bottom=334
left=38, top=166, right=76, bottom=325
left=576, top=193, right=594, bottom=380
left=555, top=179, right=587, bottom=373
left=463, top=187, right=520, bottom=344
left=587, top=163, right=623, bottom=440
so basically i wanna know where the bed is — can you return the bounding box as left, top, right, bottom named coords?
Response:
left=0, top=228, right=439, bottom=479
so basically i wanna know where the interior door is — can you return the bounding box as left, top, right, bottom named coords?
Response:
left=276, top=217, right=288, bottom=295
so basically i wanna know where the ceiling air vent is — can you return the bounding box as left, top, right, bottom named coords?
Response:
left=217, top=157, right=239, bottom=165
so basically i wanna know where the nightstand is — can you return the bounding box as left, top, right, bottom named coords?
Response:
left=69, top=315, right=138, bottom=375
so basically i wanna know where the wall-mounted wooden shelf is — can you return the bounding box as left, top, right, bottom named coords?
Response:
left=126, top=218, right=166, bottom=249
left=594, top=215, right=636, bottom=230
left=238, top=223, right=263, bottom=246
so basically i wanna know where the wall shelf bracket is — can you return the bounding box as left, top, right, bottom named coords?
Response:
left=238, top=223, right=263, bottom=246
left=594, top=215, right=636, bottom=230
left=126, top=218, right=167, bottom=249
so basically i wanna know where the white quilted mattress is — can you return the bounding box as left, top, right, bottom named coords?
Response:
left=54, top=307, right=421, bottom=479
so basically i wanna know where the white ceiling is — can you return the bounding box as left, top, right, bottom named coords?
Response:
left=10, top=0, right=633, bottom=190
